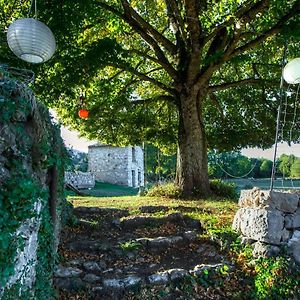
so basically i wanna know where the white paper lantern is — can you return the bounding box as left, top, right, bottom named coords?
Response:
left=283, top=58, right=300, bottom=85
left=7, top=18, right=56, bottom=64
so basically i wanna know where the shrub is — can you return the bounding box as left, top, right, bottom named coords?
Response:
left=209, top=179, right=238, bottom=200
left=254, top=256, right=300, bottom=299
left=146, top=183, right=182, bottom=198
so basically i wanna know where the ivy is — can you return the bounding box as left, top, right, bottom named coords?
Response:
left=0, top=74, right=68, bottom=299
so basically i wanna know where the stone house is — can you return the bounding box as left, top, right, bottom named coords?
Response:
left=88, top=144, right=144, bottom=187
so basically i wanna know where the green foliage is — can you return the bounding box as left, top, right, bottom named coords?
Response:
left=291, top=158, right=300, bottom=178
left=146, top=183, right=182, bottom=199
left=209, top=179, right=238, bottom=200
left=119, top=240, right=143, bottom=252
left=34, top=211, right=57, bottom=300
left=145, top=144, right=176, bottom=182
left=278, top=154, right=295, bottom=178
left=259, top=159, right=273, bottom=178
left=208, top=150, right=275, bottom=179
left=208, top=227, right=240, bottom=251
left=1, top=0, right=300, bottom=195
left=254, top=257, right=300, bottom=299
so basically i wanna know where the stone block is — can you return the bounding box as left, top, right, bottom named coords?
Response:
left=168, top=269, right=189, bottom=281
left=190, top=263, right=224, bottom=276
left=83, top=274, right=101, bottom=283
left=83, top=261, right=102, bottom=272
left=54, top=266, right=83, bottom=278
left=232, top=207, right=285, bottom=245
left=288, top=231, right=300, bottom=265
left=148, top=272, right=169, bottom=285
left=103, top=276, right=142, bottom=290
left=285, top=208, right=300, bottom=229
left=239, top=188, right=299, bottom=213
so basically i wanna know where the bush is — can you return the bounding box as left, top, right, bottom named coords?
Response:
left=146, top=183, right=182, bottom=198
left=210, top=179, right=238, bottom=200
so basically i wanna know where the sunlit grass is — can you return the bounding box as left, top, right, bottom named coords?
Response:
left=68, top=195, right=238, bottom=229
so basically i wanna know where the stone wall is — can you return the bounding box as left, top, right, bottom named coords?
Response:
left=88, top=144, right=144, bottom=187
left=65, top=171, right=95, bottom=189
left=233, top=188, right=300, bottom=263
left=0, top=73, right=67, bottom=299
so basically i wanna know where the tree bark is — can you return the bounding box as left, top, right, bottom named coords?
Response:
left=175, top=87, right=211, bottom=196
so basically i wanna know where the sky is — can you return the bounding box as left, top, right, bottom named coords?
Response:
left=60, top=123, right=300, bottom=160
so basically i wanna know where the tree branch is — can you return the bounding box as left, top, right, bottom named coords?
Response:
left=209, top=92, right=225, bottom=121
left=97, top=0, right=176, bottom=81
left=231, top=3, right=300, bottom=58
left=106, top=62, right=176, bottom=95
left=130, top=95, right=175, bottom=104
left=184, top=0, right=203, bottom=77
left=204, top=1, right=270, bottom=44
left=129, top=48, right=178, bottom=80
left=164, top=0, right=187, bottom=42
left=209, top=78, right=275, bottom=92
left=120, top=0, right=177, bottom=54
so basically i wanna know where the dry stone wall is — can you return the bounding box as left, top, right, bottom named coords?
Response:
left=233, top=188, right=300, bottom=262
left=65, top=171, right=95, bottom=189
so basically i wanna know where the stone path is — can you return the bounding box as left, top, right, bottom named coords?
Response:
left=55, top=206, right=229, bottom=299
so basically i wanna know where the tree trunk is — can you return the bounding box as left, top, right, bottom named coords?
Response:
left=175, top=88, right=211, bottom=196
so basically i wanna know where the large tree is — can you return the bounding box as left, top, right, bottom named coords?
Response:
left=1, top=0, right=300, bottom=195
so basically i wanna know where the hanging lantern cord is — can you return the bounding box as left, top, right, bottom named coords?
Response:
left=35, top=0, right=37, bottom=19
left=270, top=41, right=288, bottom=191
left=28, top=0, right=37, bottom=18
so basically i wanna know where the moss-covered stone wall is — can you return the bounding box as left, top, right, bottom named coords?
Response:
left=0, top=71, right=68, bottom=299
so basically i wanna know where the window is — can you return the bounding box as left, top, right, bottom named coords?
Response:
left=138, top=171, right=141, bottom=186
left=132, top=146, right=136, bottom=162
left=131, top=170, right=136, bottom=187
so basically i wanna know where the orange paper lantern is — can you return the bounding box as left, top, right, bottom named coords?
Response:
left=78, top=109, right=89, bottom=119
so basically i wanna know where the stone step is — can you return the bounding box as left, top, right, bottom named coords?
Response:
left=66, top=230, right=198, bottom=255
left=54, top=263, right=232, bottom=295
left=74, top=207, right=129, bottom=217
left=135, top=231, right=198, bottom=252
left=120, top=212, right=202, bottom=230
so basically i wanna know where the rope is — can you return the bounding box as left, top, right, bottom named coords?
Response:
left=289, top=84, right=300, bottom=143
left=216, top=159, right=258, bottom=179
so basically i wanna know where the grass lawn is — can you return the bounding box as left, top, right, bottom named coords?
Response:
left=69, top=195, right=238, bottom=233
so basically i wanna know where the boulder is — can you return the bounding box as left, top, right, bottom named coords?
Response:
left=233, top=207, right=285, bottom=245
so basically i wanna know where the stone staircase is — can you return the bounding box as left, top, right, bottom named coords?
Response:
left=55, top=206, right=228, bottom=299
